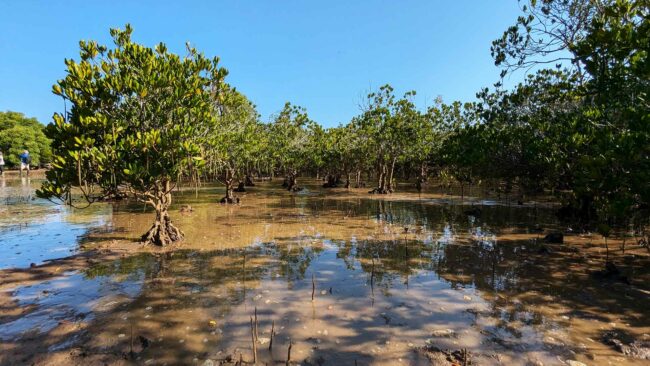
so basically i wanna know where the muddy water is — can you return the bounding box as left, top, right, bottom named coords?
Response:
left=1, top=179, right=649, bottom=365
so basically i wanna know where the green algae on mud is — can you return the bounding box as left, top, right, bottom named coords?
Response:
left=1, top=179, right=649, bottom=365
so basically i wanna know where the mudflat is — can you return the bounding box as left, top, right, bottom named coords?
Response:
left=1, top=179, right=648, bottom=365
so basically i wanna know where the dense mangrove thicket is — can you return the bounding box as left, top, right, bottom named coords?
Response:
left=39, top=0, right=649, bottom=245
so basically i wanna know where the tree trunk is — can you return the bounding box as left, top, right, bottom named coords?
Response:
left=141, top=180, right=183, bottom=246
left=234, top=181, right=246, bottom=192
left=221, top=168, right=237, bottom=203
left=244, top=174, right=255, bottom=187
left=355, top=170, right=363, bottom=188
left=287, top=173, right=298, bottom=191
left=416, top=163, right=427, bottom=193
left=386, top=158, right=396, bottom=193
left=370, top=163, right=390, bottom=194
left=323, top=174, right=342, bottom=188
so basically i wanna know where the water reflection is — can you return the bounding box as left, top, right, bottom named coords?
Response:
left=1, top=181, right=648, bottom=365
left=0, top=178, right=113, bottom=269
left=0, top=271, right=143, bottom=341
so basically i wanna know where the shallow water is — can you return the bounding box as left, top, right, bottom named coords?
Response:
left=0, top=177, right=112, bottom=269
left=1, top=179, right=648, bottom=365
left=0, top=271, right=143, bottom=342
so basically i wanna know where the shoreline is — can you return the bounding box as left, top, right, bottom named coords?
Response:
left=1, top=169, right=47, bottom=178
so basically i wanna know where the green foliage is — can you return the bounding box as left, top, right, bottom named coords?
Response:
left=37, top=24, right=227, bottom=245
left=267, top=102, right=317, bottom=178
left=444, top=70, right=582, bottom=193
left=570, top=0, right=650, bottom=219
left=30, top=0, right=648, bottom=243
left=318, top=124, right=364, bottom=180
left=204, top=86, right=262, bottom=186
left=437, top=0, right=648, bottom=226
left=0, top=111, right=52, bottom=167
left=354, top=85, right=423, bottom=192
left=470, top=0, right=649, bottom=222
left=491, top=0, right=597, bottom=76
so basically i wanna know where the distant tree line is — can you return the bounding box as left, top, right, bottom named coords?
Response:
left=0, top=111, right=52, bottom=167
left=38, top=0, right=648, bottom=245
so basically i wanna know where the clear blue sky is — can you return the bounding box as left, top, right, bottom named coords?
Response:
left=0, top=1, right=524, bottom=127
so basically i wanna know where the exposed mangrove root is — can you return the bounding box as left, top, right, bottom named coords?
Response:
left=603, top=330, right=650, bottom=359
left=141, top=213, right=183, bottom=246
left=543, top=231, right=563, bottom=243
left=286, top=339, right=292, bottom=366
left=284, top=175, right=303, bottom=192
left=417, top=344, right=473, bottom=366
left=220, top=196, right=240, bottom=204
left=244, top=175, right=256, bottom=186
left=369, top=187, right=392, bottom=194
left=254, top=307, right=259, bottom=341
left=250, top=316, right=257, bottom=364
left=234, top=182, right=246, bottom=192
left=269, top=320, right=275, bottom=351
left=415, top=179, right=424, bottom=192
left=322, top=174, right=341, bottom=188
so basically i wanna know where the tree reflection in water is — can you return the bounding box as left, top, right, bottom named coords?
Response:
left=2, top=186, right=648, bottom=365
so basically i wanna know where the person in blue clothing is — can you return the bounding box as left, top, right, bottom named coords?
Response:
left=19, top=149, right=30, bottom=176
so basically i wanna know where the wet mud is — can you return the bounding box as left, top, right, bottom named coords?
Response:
left=1, top=178, right=649, bottom=365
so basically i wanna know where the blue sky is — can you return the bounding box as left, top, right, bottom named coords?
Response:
left=0, top=1, right=524, bottom=127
